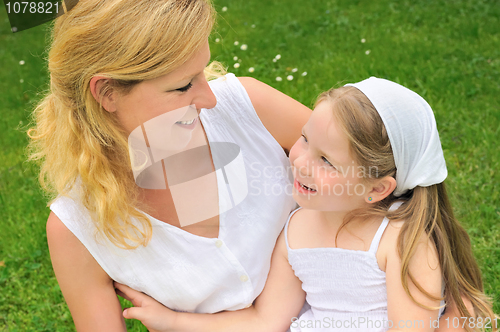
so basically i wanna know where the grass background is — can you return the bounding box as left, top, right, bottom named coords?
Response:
left=0, top=0, right=498, bottom=330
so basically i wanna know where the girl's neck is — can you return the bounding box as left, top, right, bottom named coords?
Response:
left=318, top=206, right=371, bottom=230
left=319, top=210, right=349, bottom=227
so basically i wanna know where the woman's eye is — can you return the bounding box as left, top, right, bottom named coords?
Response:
left=321, top=156, right=333, bottom=166
left=176, top=82, right=193, bottom=92
left=301, top=134, right=308, bottom=143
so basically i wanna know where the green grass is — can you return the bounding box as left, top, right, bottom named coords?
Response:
left=1, top=0, right=499, bottom=330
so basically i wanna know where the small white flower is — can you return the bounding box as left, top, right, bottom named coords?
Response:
left=361, top=38, right=366, bottom=43
left=301, top=72, right=307, bottom=76
left=19, top=60, right=25, bottom=65
left=275, top=54, right=281, bottom=60
left=234, top=41, right=239, bottom=46
left=272, top=58, right=277, bottom=63
left=291, top=68, right=298, bottom=73
left=215, top=38, right=220, bottom=43
left=20, top=79, right=24, bottom=83
left=240, top=44, right=248, bottom=51
left=222, top=6, right=227, bottom=12
left=248, top=67, right=255, bottom=73
left=233, top=63, right=240, bottom=68
left=251, top=24, right=256, bottom=28
left=12, top=27, right=17, bottom=32
left=365, top=50, right=371, bottom=55
left=233, top=56, right=238, bottom=61
left=276, top=76, right=282, bottom=82
left=287, top=75, right=294, bottom=81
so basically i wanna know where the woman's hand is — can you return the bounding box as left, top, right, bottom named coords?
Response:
left=114, top=282, right=178, bottom=332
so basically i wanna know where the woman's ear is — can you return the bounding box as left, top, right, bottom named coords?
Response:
left=90, top=76, right=117, bottom=113
left=365, top=176, right=397, bottom=203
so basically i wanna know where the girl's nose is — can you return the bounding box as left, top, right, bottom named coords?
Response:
left=294, top=155, right=312, bottom=178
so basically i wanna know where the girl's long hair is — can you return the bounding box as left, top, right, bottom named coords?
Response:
left=317, top=86, right=496, bottom=329
left=28, top=0, right=224, bottom=249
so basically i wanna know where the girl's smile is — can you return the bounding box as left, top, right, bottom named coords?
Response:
left=293, top=179, right=317, bottom=194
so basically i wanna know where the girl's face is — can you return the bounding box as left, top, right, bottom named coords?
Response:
left=112, top=40, right=217, bottom=135
left=289, top=101, right=369, bottom=212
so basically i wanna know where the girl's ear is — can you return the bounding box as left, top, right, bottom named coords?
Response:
left=365, top=176, right=397, bottom=203
left=90, top=76, right=117, bottom=113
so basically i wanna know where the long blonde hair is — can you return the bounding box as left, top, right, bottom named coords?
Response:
left=28, top=0, right=223, bottom=249
left=317, top=86, right=496, bottom=329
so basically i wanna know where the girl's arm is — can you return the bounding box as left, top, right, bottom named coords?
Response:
left=384, top=221, right=443, bottom=332
left=116, top=230, right=306, bottom=332
left=47, top=212, right=127, bottom=331
left=435, top=296, right=475, bottom=332
left=238, top=77, right=311, bottom=152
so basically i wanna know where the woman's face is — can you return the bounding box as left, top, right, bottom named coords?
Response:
left=112, top=40, right=216, bottom=135
left=288, top=101, right=368, bottom=212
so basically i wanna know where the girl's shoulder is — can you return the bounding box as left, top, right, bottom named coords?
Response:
left=377, top=217, right=439, bottom=273
left=286, top=208, right=324, bottom=250
left=376, top=219, right=404, bottom=271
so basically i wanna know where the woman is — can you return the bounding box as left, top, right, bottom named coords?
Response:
left=29, top=0, right=471, bottom=331
left=29, top=0, right=309, bottom=330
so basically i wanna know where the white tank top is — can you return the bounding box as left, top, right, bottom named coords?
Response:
left=50, top=73, right=297, bottom=313
left=285, top=203, right=398, bottom=332
left=285, top=202, right=444, bottom=332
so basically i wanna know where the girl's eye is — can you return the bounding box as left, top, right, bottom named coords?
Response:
left=176, top=82, right=193, bottom=92
left=301, top=134, right=308, bottom=143
left=321, top=156, right=333, bottom=166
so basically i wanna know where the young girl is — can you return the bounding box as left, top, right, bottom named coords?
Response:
left=115, top=77, right=496, bottom=332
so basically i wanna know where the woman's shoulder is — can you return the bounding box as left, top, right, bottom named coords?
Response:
left=206, top=73, right=245, bottom=100
left=46, top=210, right=109, bottom=282
left=46, top=210, right=75, bottom=242
left=50, top=194, right=94, bottom=232
left=206, top=74, right=310, bottom=152
left=51, top=193, right=85, bottom=212
left=203, top=73, right=258, bottom=126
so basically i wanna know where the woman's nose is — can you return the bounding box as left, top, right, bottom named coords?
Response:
left=195, top=79, right=217, bottom=110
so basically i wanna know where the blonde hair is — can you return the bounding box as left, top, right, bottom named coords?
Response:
left=28, top=0, right=224, bottom=249
left=317, top=86, right=496, bottom=330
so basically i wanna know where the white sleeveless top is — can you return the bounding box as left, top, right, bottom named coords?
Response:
left=285, top=203, right=403, bottom=332
left=50, top=73, right=297, bottom=313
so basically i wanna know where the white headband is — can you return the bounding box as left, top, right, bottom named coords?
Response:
left=345, top=77, right=447, bottom=196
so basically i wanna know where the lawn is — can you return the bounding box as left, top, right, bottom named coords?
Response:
left=0, top=0, right=498, bottom=330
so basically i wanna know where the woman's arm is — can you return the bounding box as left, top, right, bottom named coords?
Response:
left=384, top=221, right=442, bottom=332
left=116, top=230, right=306, bottom=332
left=47, top=212, right=127, bottom=331
left=239, top=77, right=311, bottom=152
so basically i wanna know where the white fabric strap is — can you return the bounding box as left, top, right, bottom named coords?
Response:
left=346, top=77, right=447, bottom=196
left=368, top=201, right=404, bottom=253
left=368, top=217, right=390, bottom=254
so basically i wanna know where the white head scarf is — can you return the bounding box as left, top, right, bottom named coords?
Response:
left=345, top=77, right=447, bottom=196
